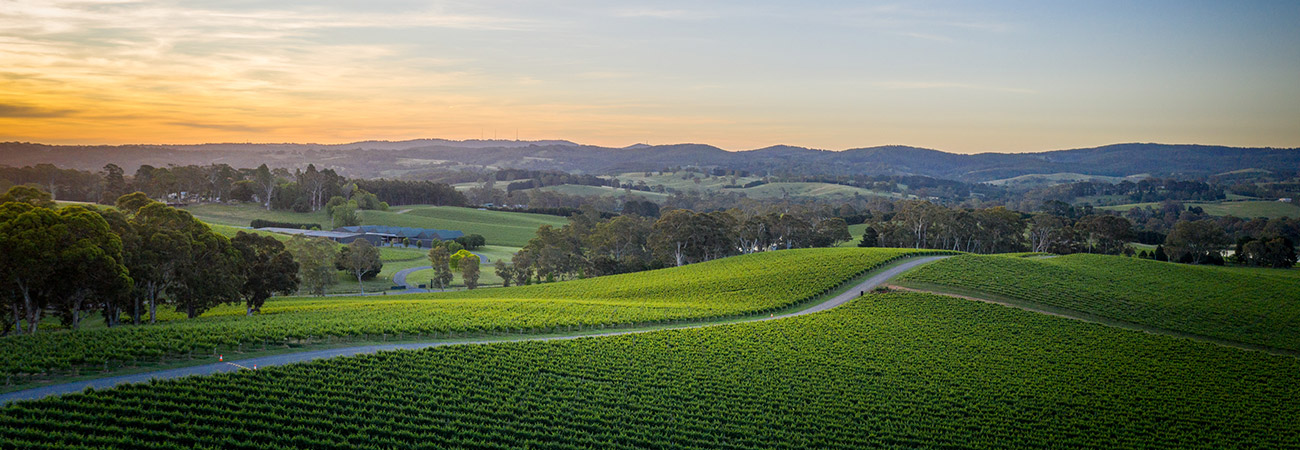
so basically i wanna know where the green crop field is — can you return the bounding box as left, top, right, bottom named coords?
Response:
left=0, top=248, right=939, bottom=385
left=897, top=254, right=1300, bottom=351
left=1100, top=200, right=1300, bottom=219
left=183, top=203, right=568, bottom=248
left=5, top=292, right=1297, bottom=449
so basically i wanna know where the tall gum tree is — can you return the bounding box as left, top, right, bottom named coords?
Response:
left=53, top=206, right=132, bottom=330
left=0, top=202, right=61, bottom=334
left=232, top=232, right=300, bottom=315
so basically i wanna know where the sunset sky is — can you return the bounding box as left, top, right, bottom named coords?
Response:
left=1, top=0, right=1298, bottom=153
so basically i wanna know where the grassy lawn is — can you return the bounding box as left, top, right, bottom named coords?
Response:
left=383, top=245, right=518, bottom=289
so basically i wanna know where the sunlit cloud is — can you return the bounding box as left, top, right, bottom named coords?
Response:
left=0, top=103, right=76, bottom=118
left=166, top=121, right=276, bottom=133
left=0, top=1, right=1295, bottom=153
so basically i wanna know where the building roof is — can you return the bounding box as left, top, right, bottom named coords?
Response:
left=333, top=225, right=464, bottom=240
left=257, top=227, right=366, bottom=239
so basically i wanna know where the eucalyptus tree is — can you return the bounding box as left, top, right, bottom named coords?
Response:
left=428, top=246, right=454, bottom=291
left=339, top=239, right=381, bottom=294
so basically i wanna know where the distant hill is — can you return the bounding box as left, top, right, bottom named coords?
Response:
left=1, top=140, right=1296, bottom=182
left=986, top=173, right=1151, bottom=188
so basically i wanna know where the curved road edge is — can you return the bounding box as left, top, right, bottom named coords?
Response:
left=0, top=255, right=950, bottom=405
left=392, top=265, right=432, bottom=290
left=390, top=250, right=492, bottom=291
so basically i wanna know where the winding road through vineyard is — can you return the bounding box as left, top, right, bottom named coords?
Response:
left=0, top=255, right=951, bottom=405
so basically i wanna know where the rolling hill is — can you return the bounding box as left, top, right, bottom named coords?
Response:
left=7, top=292, right=1299, bottom=449
left=897, top=253, right=1300, bottom=351
left=4, top=140, right=1296, bottom=182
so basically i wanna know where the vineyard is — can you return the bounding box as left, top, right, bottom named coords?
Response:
left=897, top=253, right=1300, bottom=351
left=0, top=248, right=940, bottom=386
left=4, top=292, right=1297, bottom=449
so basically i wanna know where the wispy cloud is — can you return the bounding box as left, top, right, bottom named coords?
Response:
left=823, top=4, right=1011, bottom=42
left=0, top=103, right=75, bottom=118
left=612, top=8, right=709, bottom=20
left=875, top=81, right=1036, bottom=94
left=895, top=32, right=955, bottom=43
left=166, top=121, right=275, bottom=133
left=0, top=0, right=530, bottom=140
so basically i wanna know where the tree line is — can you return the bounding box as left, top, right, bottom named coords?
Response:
left=857, top=199, right=1297, bottom=268
left=0, top=187, right=301, bottom=335
left=0, top=163, right=469, bottom=213
left=492, top=206, right=851, bottom=284
left=0, top=185, right=413, bottom=335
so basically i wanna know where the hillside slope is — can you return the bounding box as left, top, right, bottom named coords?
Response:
left=6, top=292, right=1298, bottom=449
left=5, top=140, right=1296, bottom=181
left=0, top=248, right=941, bottom=382
left=898, top=254, right=1300, bottom=351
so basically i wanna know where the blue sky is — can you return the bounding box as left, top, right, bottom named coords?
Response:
left=1, top=0, right=1297, bottom=152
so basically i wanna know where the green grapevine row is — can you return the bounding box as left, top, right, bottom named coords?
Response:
left=3, top=293, right=1297, bottom=449
left=898, top=253, right=1300, bottom=351
left=0, top=248, right=944, bottom=384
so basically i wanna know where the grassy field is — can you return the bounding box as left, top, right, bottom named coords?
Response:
left=50, top=204, right=442, bottom=295
left=331, top=246, right=435, bottom=294
left=986, top=172, right=1147, bottom=187
left=1100, top=199, right=1300, bottom=219
left=608, top=171, right=762, bottom=191
left=205, top=220, right=462, bottom=294
left=525, top=184, right=671, bottom=202
left=537, top=173, right=903, bottom=202
left=897, top=253, right=1300, bottom=351
left=190, top=203, right=547, bottom=293
left=183, top=203, right=567, bottom=248
left=205, top=223, right=287, bottom=241
left=838, top=223, right=870, bottom=247
left=727, top=182, right=903, bottom=200
left=184, top=203, right=553, bottom=294
left=401, top=245, right=518, bottom=288
left=0, top=248, right=941, bottom=384
left=398, top=206, right=567, bottom=247
left=6, top=292, right=1298, bottom=449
